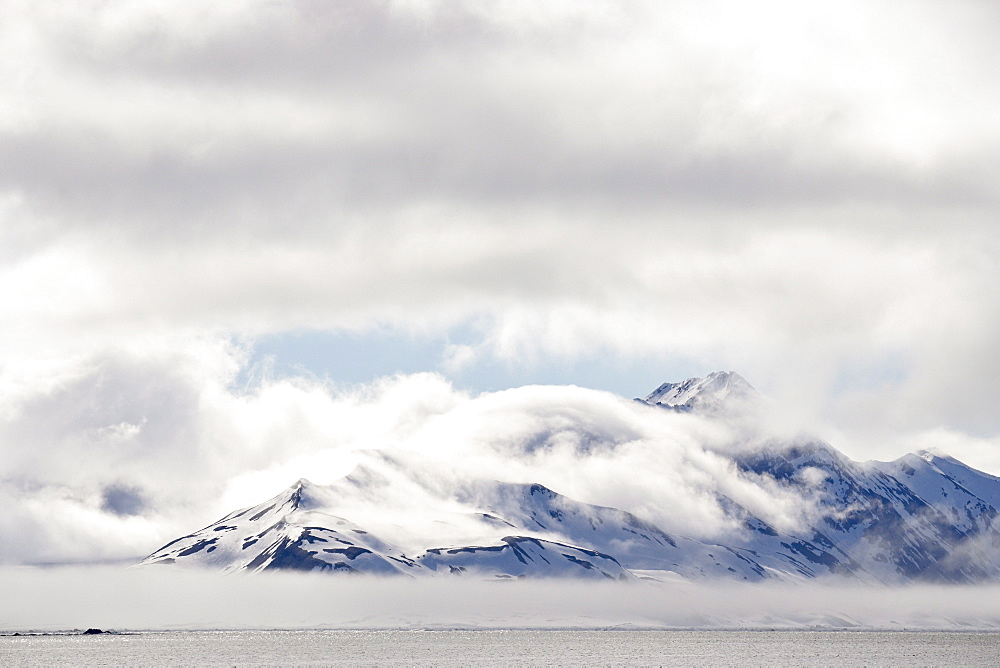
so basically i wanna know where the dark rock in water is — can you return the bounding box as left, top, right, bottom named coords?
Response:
left=83, top=628, right=105, bottom=635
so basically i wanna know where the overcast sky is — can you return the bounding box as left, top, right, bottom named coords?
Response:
left=2, top=0, right=999, bottom=564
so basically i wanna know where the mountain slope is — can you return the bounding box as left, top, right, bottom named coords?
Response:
left=733, top=441, right=1000, bottom=583
left=141, top=480, right=423, bottom=575
left=140, top=476, right=636, bottom=580
left=419, top=536, right=633, bottom=580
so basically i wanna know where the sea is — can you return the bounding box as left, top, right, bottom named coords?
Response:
left=2, top=629, right=999, bottom=667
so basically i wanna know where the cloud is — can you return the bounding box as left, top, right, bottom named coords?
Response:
left=0, top=338, right=732, bottom=560
left=0, top=337, right=820, bottom=564
left=1, top=0, right=999, bottom=565
left=0, top=333, right=995, bottom=568
left=7, top=0, right=996, bottom=225
left=100, top=483, right=147, bottom=517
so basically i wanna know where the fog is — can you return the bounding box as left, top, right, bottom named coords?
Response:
left=3, top=567, right=999, bottom=632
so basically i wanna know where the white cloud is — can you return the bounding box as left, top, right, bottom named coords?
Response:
left=0, top=333, right=995, bottom=566
left=1, top=0, right=999, bottom=564
left=0, top=339, right=825, bottom=563
left=0, top=338, right=754, bottom=560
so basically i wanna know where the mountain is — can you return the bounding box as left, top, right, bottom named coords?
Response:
left=141, top=373, right=1000, bottom=583
left=730, top=441, right=1000, bottom=583
left=643, top=370, right=758, bottom=413
left=140, top=474, right=636, bottom=580
left=140, top=479, right=423, bottom=575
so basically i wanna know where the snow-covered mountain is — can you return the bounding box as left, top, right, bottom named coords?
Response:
left=727, top=441, right=1000, bottom=583
left=141, top=476, right=635, bottom=580
left=644, top=370, right=758, bottom=413
left=141, top=373, right=1000, bottom=583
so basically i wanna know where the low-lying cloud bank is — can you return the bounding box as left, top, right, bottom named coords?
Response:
left=3, top=567, right=999, bottom=632
left=1, top=336, right=997, bottom=566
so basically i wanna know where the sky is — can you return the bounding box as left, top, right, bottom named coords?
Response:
left=1, top=0, right=999, bottom=565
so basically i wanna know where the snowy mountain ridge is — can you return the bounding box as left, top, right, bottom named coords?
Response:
left=141, top=372, right=1000, bottom=583
left=643, top=370, right=758, bottom=413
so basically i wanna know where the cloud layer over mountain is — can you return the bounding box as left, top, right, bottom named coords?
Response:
left=0, top=341, right=811, bottom=563
left=2, top=1, right=999, bottom=564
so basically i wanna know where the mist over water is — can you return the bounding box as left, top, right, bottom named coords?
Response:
left=3, top=567, right=999, bottom=632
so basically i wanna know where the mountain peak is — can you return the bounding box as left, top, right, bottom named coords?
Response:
left=643, top=371, right=757, bottom=413
left=284, top=478, right=324, bottom=511
left=915, top=449, right=957, bottom=466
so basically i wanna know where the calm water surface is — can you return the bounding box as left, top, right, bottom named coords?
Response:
left=2, top=629, right=999, bottom=667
